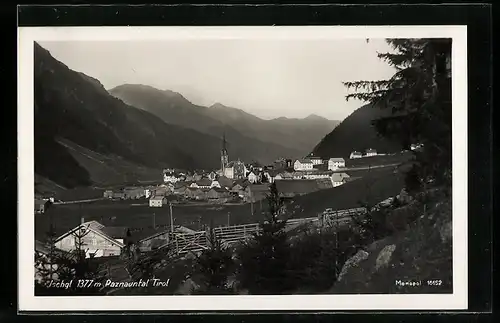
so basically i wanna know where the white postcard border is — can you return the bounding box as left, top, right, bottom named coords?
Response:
left=18, top=25, right=468, bottom=311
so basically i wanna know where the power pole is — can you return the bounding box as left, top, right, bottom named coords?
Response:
left=169, top=201, right=174, bottom=233
left=153, top=212, right=156, bottom=229
left=250, top=192, right=254, bottom=216
left=227, top=212, right=230, bottom=227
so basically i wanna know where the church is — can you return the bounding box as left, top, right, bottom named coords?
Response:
left=219, top=132, right=247, bottom=180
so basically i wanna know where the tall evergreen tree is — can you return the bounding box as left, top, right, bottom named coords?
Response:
left=193, top=223, right=235, bottom=294
left=343, top=38, right=452, bottom=189
left=236, top=182, right=292, bottom=294
left=35, top=223, right=105, bottom=295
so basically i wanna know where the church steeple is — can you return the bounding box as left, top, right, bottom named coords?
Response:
left=221, top=131, right=229, bottom=172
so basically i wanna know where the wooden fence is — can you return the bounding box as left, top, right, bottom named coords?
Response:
left=153, top=207, right=367, bottom=256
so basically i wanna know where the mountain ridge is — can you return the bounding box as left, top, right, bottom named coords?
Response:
left=34, top=43, right=226, bottom=188
left=109, top=84, right=340, bottom=156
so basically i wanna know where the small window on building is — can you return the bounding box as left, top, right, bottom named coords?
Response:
left=91, top=238, right=97, bottom=245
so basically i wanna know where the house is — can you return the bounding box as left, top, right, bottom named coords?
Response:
left=192, top=173, right=203, bottom=181
left=207, top=187, right=231, bottom=200
left=309, top=156, right=323, bottom=165
left=366, top=148, right=377, bottom=157
left=230, top=183, right=246, bottom=197
left=193, top=178, right=212, bottom=189
left=328, top=158, right=346, bottom=170
left=249, top=161, right=263, bottom=172
left=185, top=187, right=206, bottom=200
left=294, top=159, right=314, bottom=171
left=302, top=170, right=334, bottom=180
left=153, top=186, right=172, bottom=197
left=350, top=151, right=363, bottom=159
left=149, top=195, right=165, bottom=207
left=217, top=175, right=233, bottom=189
left=216, top=187, right=231, bottom=199
left=275, top=171, right=294, bottom=180
left=206, top=188, right=220, bottom=200
left=113, top=192, right=126, bottom=200
left=208, top=171, right=218, bottom=181
left=274, top=180, right=320, bottom=198
left=224, top=160, right=247, bottom=180
left=124, top=186, right=145, bottom=199
left=136, top=229, right=171, bottom=252
left=35, top=199, right=49, bottom=214
left=163, top=171, right=181, bottom=183
left=331, top=173, right=349, bottom=187
left=103, top=190, right=114, bottom=199
left=54, top=220, right=125, bottom=258
left=247, top=171, right=259, bottom=184
left=173, top=183, right=189, bottom=195
left=210, top=180, right=222, bottom=189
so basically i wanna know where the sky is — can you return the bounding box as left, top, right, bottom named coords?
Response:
left=39, top=39, right=396, bottom=121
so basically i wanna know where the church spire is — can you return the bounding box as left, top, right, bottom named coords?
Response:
left=221, top=131, right=229, bottom=172
left=222, top=131, right=227, bottom=151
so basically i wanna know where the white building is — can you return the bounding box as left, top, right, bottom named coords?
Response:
left=54, top=220, right=125, bottom=258
left=163, top=172, right=180, bottom=183
left=309, top=156, right=323, bottom=165
left=247, top=171, right=259, bottom=184
left=365, top=148, right=377, bottom=157
left=294, top=159, right=314, bottom=171
left=328, top=158, right=346, bottom=170
left=149, top=195, right=165, bottom=207
left=331, top=173, right=349, bottom=187
left=302, top=171, right=333, bottom=180
left=210, top=180, right=221, bottom=188
left=350, top=151, right=363, bottom=159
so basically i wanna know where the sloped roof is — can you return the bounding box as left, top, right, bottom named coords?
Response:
left=217, top=176, right=233, bottom=187
left=101, top=226, right=129, bottom=239
left=55, top=221, right=125, bottom=248
left=196, top=178, right=212, bottom=186
left=234, top=179, right=250, bottom=187
left=331, top=173, right=348, bottom=182
left=366, top=148, right=377, bottom=153
left=329, top=157, right=345, bottom=162
left=295, top=159, right=313, bottom=164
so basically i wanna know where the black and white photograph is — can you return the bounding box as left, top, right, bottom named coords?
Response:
left=18, top=26, right=467, bottom=311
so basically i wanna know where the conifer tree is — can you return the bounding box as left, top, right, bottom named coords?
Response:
left=236, top=182, right=292, bottom=294
left=193, top=223, right=234, bottom=294
left=35, top=223, right=105, bottom=295
left=343, top=38, right=452, bottom=189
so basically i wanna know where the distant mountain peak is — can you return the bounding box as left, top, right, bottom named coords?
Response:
left=209, top=102, right=229, bottom=109
left=305, top=114, right=328, bottom=121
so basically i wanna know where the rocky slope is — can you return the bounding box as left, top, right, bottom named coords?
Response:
left=330, top=188, right=453, bottom=294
